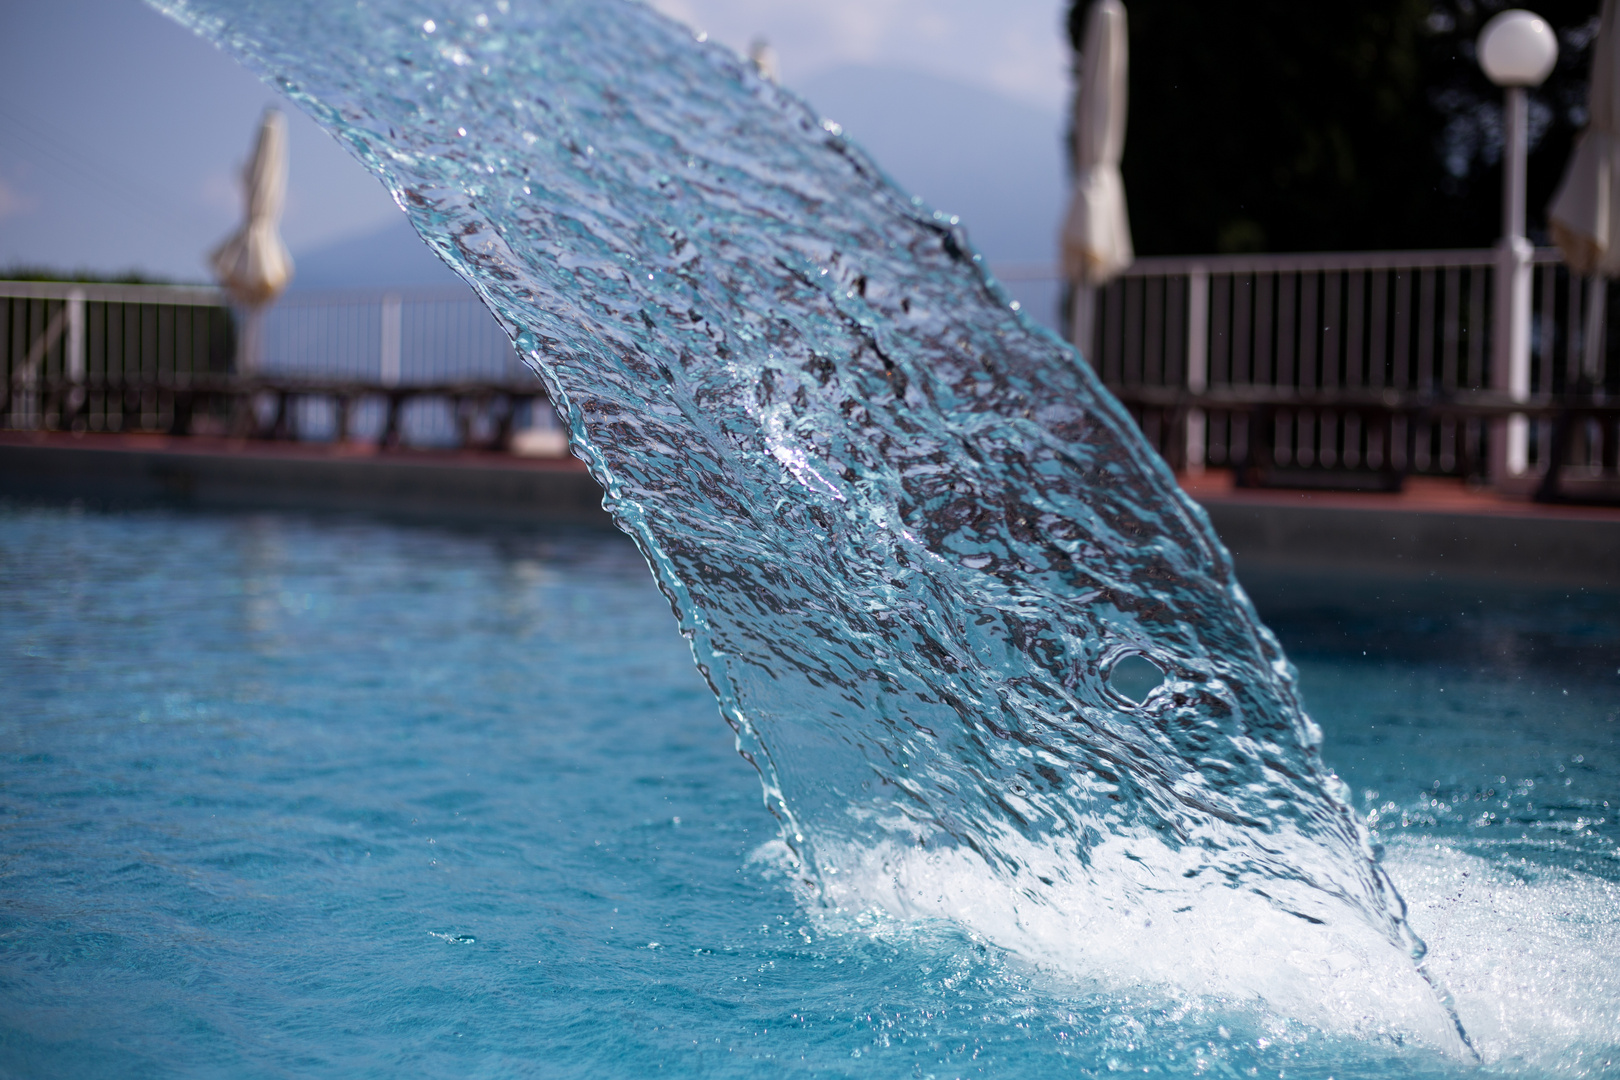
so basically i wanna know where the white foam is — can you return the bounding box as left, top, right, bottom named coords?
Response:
left=1384, top=838, right=1620, bottom=1069
left=758, top=833, right=1470, bottom=1055
left=760, top=830, right=1620, bottom=1066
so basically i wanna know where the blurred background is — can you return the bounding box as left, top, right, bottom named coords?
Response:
left=0, top=0, right=1074, bottom=286
left=0, top=1, right=1604, bottom=283
left=0, top=1, right=1614, bottom=501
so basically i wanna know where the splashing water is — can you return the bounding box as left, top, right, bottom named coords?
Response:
left=153, top=0, right=1465, bottom=1048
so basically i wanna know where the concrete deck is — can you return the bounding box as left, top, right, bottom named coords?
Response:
left=2, top=433, right=1615, bottom=585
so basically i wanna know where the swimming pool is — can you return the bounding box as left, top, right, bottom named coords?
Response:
left=1, top=505, right=1615, bottom=1077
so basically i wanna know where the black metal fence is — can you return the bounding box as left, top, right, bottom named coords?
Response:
left=0, top=281, right=555, bottom=452
left=1078, top=249, right=1620, bottom=501
left=1, top=282, right=234, bottom=434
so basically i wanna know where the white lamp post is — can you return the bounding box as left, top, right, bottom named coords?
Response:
left=1478, top=9, right=1558, bottom=483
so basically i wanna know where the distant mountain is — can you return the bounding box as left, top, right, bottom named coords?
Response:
left=796, top=65, right=1066, bottom=266
left=289, top=215, right=465, bottom=291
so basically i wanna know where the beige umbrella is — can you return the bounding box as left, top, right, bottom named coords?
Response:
left=1062, top=0, right=1133, bottom=354
left=211, top=109, right=293, bottom=371
left=1548, top=0, right=1619, bottom=378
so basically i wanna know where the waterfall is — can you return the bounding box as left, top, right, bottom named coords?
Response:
left=153, top=0, right=1467, bottom=1048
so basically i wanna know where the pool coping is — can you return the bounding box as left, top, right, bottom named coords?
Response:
left=0, top=431, right=612, bottom=527
left=1184, top=472, right=1619, bottom=587
left=2, top=433, right=1615, bottom=586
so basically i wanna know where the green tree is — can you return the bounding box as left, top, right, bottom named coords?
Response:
left=1069, top=1, right=1600, bottom=254
left=0, top=266, right=174, bottom=285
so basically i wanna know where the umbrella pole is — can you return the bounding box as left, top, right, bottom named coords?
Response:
left=238, top=304, right=264, bottom=375
left=1583, top=274, right=1607, bottom=384
left=1071, top=283, right=1097, bottom=361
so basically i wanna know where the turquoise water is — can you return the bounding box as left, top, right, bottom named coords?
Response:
left=1, top=506, right=1615, bottom=1077
left=119, top=0, right=1620, bottom=1065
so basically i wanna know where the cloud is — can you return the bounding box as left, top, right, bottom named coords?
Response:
left=646, top=0, right=1070, bottom=112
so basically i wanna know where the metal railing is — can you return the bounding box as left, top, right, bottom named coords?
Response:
left=1056, top=249, right=1618, bottom=498
left=260, top=287, right=529, bottom=385
left=8, top=259, right=1618, bottom=497
left=254, top=288, right=546, bottom=448
left=1, top=280, right=233, bottom=434
left=0, top=281, right=555, bottom=451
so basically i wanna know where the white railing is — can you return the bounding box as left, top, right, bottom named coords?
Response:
left=255, top=288, right=541, bottom=445
left=5, top=265, right=1616, bottom=486
left=1001, top=251, right=1618, bottom=489
left=0, top=281, right=547, bottom=448
left=261, top=287, right=530, bottom=386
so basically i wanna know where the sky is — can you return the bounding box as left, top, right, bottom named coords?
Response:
left=0, top=0, right=398, bottom=280
left=0, top=0, right=1072, bottom=283
left=649, top=0, right=1071, bottom=112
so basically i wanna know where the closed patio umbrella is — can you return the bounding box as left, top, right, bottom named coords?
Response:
left=1548, top=0, right=1619, bottom=378
left=1062, top=0, right=1133, bottom=355
left=211, top=109, right=293, bottom=371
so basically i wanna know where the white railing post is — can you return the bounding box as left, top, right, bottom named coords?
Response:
left=66, top=288, right=85, bottom=384
left=1185, top=266, right=1209, bottom=474
left=1491, top=85, right=1534, bottom=484
left=1583, top=275, right=1607, bottom=382
left=66, top=288, right=86, bottom=424
left=380, top=292, right=402, bottom=386
left=1072, top=284, right=1097, bottom=359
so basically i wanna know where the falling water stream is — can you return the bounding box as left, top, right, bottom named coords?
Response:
left=122, top=0, right=1615, bottom=1067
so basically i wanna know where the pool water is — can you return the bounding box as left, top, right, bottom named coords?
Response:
left=1, top=505, right=1615, bottom=1078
